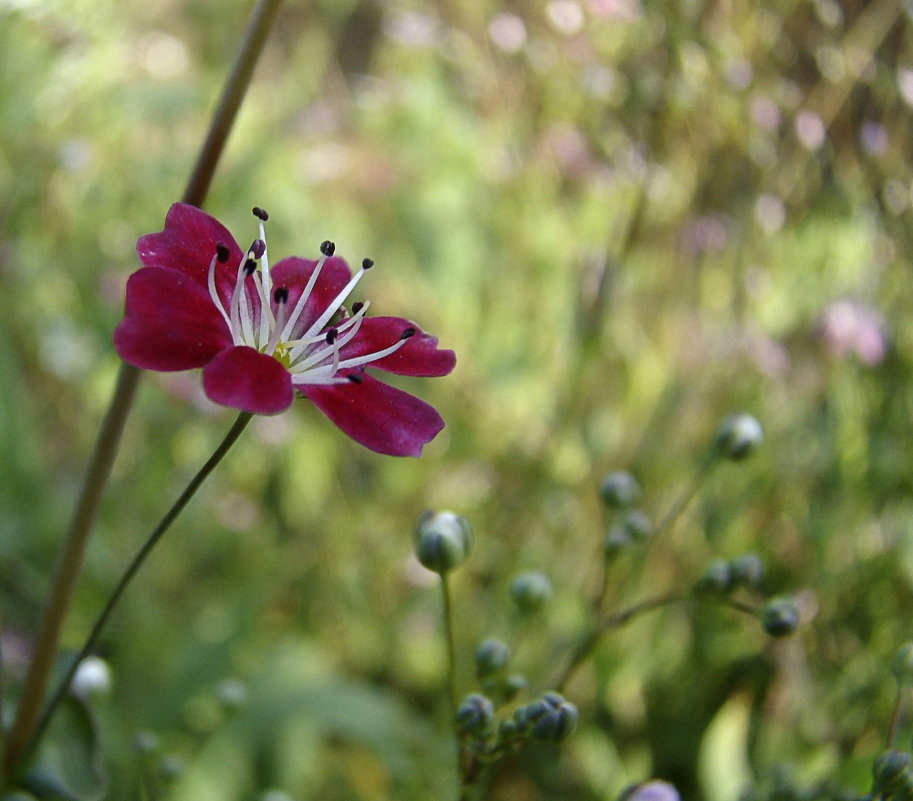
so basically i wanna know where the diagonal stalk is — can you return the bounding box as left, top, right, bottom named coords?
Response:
left=22, top=412, right=254, bottom=774
left=2, top=0, right=284, bottom=775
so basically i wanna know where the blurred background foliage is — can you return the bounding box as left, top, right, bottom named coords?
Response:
left=2, top=0, right=913, bottom=798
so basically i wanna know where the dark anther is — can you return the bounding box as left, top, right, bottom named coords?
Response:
left=243, top=258, right=257, bottom=276
left=252, top=207, right=269, bottom=221
left=347, top=373, right=363, bottom=384
left=351, top=301, right=364, bottom=314
left=400, top=327, right=417, bottom=340
left=273, top=287, right=289, bottom=304
left=320, top=240, right=336, bottom=257
left=362, top=258, right=374, bottom=270
left=216, top=243, right=230, bottom=263
left=326, top=328, right=338, bottom=345
left=249, top=239, right=265, bottom=259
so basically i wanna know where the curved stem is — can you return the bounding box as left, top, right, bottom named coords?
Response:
left=555, top=592, right=686, bottom=692
left=21, top=413, right=253, bottom=773
left=2, top=0, right=284, bottom=777
left=3, top=364, right=140, bottom=773
left=887, top=682, right=906, bottom=749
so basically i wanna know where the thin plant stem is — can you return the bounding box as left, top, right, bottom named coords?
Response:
left=649, top=452, right=718, bottom=550
left=555, top=592, right=686, bottom=692
left=21, top=412, right=254, bottom=773
left=887, top=682, right=905, bottom=749
left=440, top=574, right=469, bottom=801
left=2, top=364, right=140, bottom=773
left=3, top=0, right=284, bottom=775
left=440, top=573, right=460, bottom=721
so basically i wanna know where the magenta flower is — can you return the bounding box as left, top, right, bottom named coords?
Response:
left=114, top=203, right=456, bottom=456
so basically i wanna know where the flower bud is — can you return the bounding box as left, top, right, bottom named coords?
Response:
left=604, top=525, right=632, bottom=559
left=456, top=693, right=495, bottom=737
left=729, top=553, right=764, bottom=587
left=892, top=643, right=913, bottom=684
left=413, top=511, right=473, bottom=574
left=70, top=655, right=112, bottom=701
left=515, top=692, right=578, bottom=743
left=599, top=471, right=641, bottom=509
left=215, top=679, right=248, bottom=711
left=713, top=413, right=763, bottom=461
left=475, top=638, right=510, bottom=678
left=872, top=750, right=913, bottom=795
left=694, top=559, right=732, bottom=596
left=158, top=755, right=185, bottom=781
left=133, top=730, right=160, bottom=755
left=621, top=510, right=653, bottom=542
left=618, top=780, right=682, bottom=801
left=509, top=571, right=553, bottom=614
left=760, top=596, right=800, bottom=637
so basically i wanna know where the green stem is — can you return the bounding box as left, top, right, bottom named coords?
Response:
left=650, top=452, right=717, bottom=549
left=440, top=574, right=460, bottom=721
left=555, top=592, right=685, bottom=692
left=440, top=574, right=470, bottom=801
left=887, top=682, right=905, bottom=749
left=3, top=363, right=140, bottom=773
left=21, top=412, right=254, bottom=773
left=3, top=0, right=283, bottom=775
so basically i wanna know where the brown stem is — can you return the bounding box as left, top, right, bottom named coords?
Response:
left=2, top=0, right=285, bottom=777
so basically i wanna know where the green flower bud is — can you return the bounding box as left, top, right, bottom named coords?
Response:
left=599, top=471, right=641, bottom=509
left=516, top=692, right=578, bottom=743
left=215, top=679, right=248, bottom=711
left=621, top=509, right=653, bottom=542
left=159, top=755, right=185, bottom=781
left=413, top=511, right=473, bottom=574
left=730, top=553, right=764, bottom=587
left=133, top=730, right=160, bottom=755
left=605, top=525, right=633, bottom=559
left=456, top=693, right=495, bottom=737
left=509, top=571, right=553, bottom=614
left=713, top=413, right=763, bottom=461
left=475, top=638, right=511, bottom=678
left=760, top=596, right=800, bottom=637
left=694, top=559, right=732, bottom=595
left=503, top=673, right=528, bottom=698
left=892, top=643, right=913, bottom=684
left=872, top=750, right=913, bottom=795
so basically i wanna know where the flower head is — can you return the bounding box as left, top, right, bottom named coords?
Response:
left=114, top=203, right=456, bottom=456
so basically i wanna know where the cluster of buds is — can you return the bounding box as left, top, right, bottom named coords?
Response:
left=457, top=690, right=579, bottom=755
left=598, top=471, right=654, bottom=560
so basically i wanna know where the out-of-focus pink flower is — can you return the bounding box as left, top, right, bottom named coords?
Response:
left=114, top=203, right=456, bottom=456
left=819, top=299, right=886, bottom=366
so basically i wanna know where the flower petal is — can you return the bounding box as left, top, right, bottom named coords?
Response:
left=137, top=203, right=244, bottom=279
left=269, top=256, right=353, bottom=338
left=203, top=347, right=294, bottom=415
left=113, top=267, right=232, bottom=370
left=300, top=374, right=445, bottom=456
left=339, top=317, right=456, bottom=376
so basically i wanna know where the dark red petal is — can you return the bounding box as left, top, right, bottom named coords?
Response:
left=136, top=203, right=244, bottom=292
left=300, top=374, right=445, bottom=456
left=339, top=317, right=456, bottom=376
left=269, top=256, right=353, bottom=338
left=113, top=267, right=232, bottom=370
left=202, top=346, right=294, bottom=415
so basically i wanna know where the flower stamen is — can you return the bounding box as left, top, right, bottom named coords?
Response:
left=334, top=327, right=415, bottom=371
left=266, top=287, right=289, bottom=356
left=279, top=240, right=336, bottom=342
left=301, top=256, right=372, bottom=340
left=207, top=244, right=233, bottom=331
